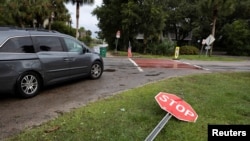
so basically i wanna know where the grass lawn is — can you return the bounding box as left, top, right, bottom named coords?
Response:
left=7, top=72, right=250, bottom=141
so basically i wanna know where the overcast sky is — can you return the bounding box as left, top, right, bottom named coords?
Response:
left=65, top=0, right=103, bottom=38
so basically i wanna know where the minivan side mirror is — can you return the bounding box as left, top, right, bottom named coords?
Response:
left=82, top=47, right=87, bottom=53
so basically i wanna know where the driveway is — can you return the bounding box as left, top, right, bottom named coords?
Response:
left=0, top=56, right=249, bottom=140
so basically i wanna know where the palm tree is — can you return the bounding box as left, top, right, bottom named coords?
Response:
left=65, top=0, right=94, bottom=39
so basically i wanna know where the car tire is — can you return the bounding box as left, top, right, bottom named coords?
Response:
left=89, top=61, right=103, bottom=79
left=16, top=72, right=41, bottom=98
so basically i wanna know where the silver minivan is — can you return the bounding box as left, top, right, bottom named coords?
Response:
left=0, top=28, right=103, bottom=98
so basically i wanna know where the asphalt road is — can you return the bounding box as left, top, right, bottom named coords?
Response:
left=0, top=57, right=249, bottom=140
left=180, top=59, right=250, bottom=72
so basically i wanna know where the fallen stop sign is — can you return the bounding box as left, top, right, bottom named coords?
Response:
left=155, top=92, right=198, bottom=122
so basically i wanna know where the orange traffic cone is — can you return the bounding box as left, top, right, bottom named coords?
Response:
left=128, top=47, right=132, bottom=58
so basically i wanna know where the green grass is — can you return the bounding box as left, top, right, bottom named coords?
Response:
left=7, top=72, right=250, bottom=141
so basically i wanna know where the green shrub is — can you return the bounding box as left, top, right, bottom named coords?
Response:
left=221, top=20, right=250, bottom=56
left=180, top=45, right=199, bottom=55
left=79, top=36, right=92, bottom=46
left=51, top=21, right=75, bottom=37
left=147, top=39, right=176, bottom=56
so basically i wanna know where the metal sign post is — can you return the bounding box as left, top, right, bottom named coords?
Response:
left=205, top=46, right=211, bottom=56
left=115, top=39, right=119, bottom=53
left=199, top=39, right=206, bottom=57
left=115, top=30, right=120, bottom=53
left=145, top=113, right=172, bottom=141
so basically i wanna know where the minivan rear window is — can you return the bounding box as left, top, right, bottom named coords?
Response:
left=0, top=37, right=34, bottom=53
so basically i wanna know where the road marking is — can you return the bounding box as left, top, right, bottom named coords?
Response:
left=176, top=60, right=210, bottom=70
left=128, top=58, right=144, bottom=72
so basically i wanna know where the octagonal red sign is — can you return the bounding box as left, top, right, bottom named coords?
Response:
left=155, top=92, right=198, bottom=122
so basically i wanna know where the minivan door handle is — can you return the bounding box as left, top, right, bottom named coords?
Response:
left=64, top=57, right=75, bottom=62
left=63, top=58, right=70, bottom=61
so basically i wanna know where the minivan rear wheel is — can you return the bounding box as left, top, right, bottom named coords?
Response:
left=16, top=72, right=41, bottom=98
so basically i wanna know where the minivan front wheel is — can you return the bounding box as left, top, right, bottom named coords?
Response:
left=89, top=61, right=103, bottom=79
left=16, top=72, right=41, bottom=98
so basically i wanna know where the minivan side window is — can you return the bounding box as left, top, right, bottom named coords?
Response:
left=35, top=36, right=63, bottom=52
left=0, top=37, right=34, bottom=53
left=63, top=38, right=83, bottom=53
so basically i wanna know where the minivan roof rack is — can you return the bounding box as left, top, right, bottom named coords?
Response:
left=0, top=26, right=20, bottom=30
left=0, top=26, right=59, bottom=33
left=25, top=28, right=59, bottom=33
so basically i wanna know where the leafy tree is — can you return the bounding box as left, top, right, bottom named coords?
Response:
left=47, top=0, right=70, bottom=30
left=226, top=0, right=250, bottom=21
left=92, top=0, right=125, bottom=51
left=136, top=0, right=167, bottom=53
left=52, top=21, right=75, bottom=36
left=79, top=34, right=92, bottom=46
left=163, top=0, right=199, bottom=46
left=120, top=1, right=141, bottom=51
left=0, top=1, right=15, bottom=26
left=221, top=20, right=250, bottom=56
left=1, top=0, right=68, bottom=29
left=4, top=0, right=34, bottom=27
left=1, top=0, right=249, bottom=56
left=198, top=0, right=236, bottom=56
left=65, top=0, right=94, bottom=39
left=76, top=27, right=92, bottom=46
left=93, top=0, right=166, bottom=53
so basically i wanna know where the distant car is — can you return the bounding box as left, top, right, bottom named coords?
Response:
left=0, top=27, right=104, bottom=98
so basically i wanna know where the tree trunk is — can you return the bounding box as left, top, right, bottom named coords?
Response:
left=209, top=16, right=217, bottom=56
left=143, top=38, right=147, bottom=54
left=76, top=2, right=80, bottom=39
